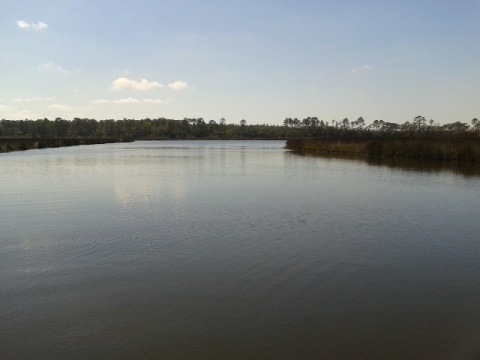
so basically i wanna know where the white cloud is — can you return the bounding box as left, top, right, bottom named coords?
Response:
left=93, top=98, right=167, bottom=104
left=16, top=20, right=30, bottom=29
left=14, top=96, right=56, bottom=103
left=17, top=20, right=48, bottom=31
left=113, top=98, right=141, bottom=104
left=3, top=108, right=38, bottom=120
left=38, top=62, right=69, bottom=74
left=48, top=104, right=88, bottom=113
left=167, top=80, right=189, bottom=90
left=110, top=77, right=163, bottom=91
left=350, top=65, right=372, bottom=74
left=0, top=104, right=14, bottom=112
left=91, top=99, right=110, bottom=104
left=142, top=98, right=166, bottom=104
left=49, top=104, right=72, bottom=111
left=35, top=22, right=48, bottom=30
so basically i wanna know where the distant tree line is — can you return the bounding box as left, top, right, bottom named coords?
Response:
left=0, top=115, right=479, bottom=140
left=0, top=117, right=283, bottom=140
left=282, top=116, right=480, bottom=138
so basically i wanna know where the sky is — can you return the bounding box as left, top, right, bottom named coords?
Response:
left=1, top=0, right=479, bottom=125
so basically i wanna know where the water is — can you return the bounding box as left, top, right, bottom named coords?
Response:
left=1, top=140, right=480, bottom=359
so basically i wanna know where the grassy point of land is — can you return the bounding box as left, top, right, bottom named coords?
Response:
left=0, top=138, right=132, bottom=153
left=286, top=137, right=480, bottom=163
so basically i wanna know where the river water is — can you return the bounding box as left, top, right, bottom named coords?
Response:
left=1, top=140, right=480, bottom=359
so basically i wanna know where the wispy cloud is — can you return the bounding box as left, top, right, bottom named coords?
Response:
left=142, top=98, right=166, bottom=104
left=38, top=62, right=69, bottom=74
left=17, top=20, right=48, bottom=31
left=113, top=98, right=141, bottom=104
left=350, top=65, right=372, bottom=74
left=91, top=99, right=110, bottom=104
left=110, top=78, right=163, bottom=91
left=167, top=80, right=189, bottom=90
left=14, top=96, right=56, bottom=103
left=48, top=104, right=71, bottom=111
left=0, top=104, right=14, bottom=112
left=4, top=109, right=37, bottom=120
left=48, top=104, right=88, bottom=112
left=93, top=98, right=167, bottom=104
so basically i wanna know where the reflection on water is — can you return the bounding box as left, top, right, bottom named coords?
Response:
left=1, top=140, right=480, bottom=360
left=290, top=151, right=480, bottom=177
left=366, top=156, right=480, bottom=177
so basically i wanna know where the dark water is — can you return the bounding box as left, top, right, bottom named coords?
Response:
left=1, top=140, right=480, bottom=359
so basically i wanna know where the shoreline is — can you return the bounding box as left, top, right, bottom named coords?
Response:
left=0, top=138, right=133, bottom=153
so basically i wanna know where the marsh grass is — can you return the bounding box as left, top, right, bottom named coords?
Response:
left=286, top=137, right=480, bottom=162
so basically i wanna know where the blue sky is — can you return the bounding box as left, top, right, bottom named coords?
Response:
left=1, top=0, right=479, bottom=125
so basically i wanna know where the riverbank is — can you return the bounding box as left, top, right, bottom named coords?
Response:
left=286, top=137, right=480, bottom=162
left=0, top=138, right=133, bottom=153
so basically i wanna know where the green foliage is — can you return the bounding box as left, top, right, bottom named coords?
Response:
left=0, top=115, right=478, bottom=141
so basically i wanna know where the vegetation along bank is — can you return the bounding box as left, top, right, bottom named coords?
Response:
left=286, top=137, right=480, bottom=163
left=0, top=138, right=132, bottom=153
left=1, top=115, right=479, bottom=158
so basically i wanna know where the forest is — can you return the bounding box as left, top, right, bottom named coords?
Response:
left=2, top=115, right=480, bottom=160
left=1, top=115, right=479, bottom=141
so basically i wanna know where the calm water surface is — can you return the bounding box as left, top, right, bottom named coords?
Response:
left=1, top=140, right=480, bottom=359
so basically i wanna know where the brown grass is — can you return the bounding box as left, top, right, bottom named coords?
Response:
left=286, top=137, right=480, bottom=162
